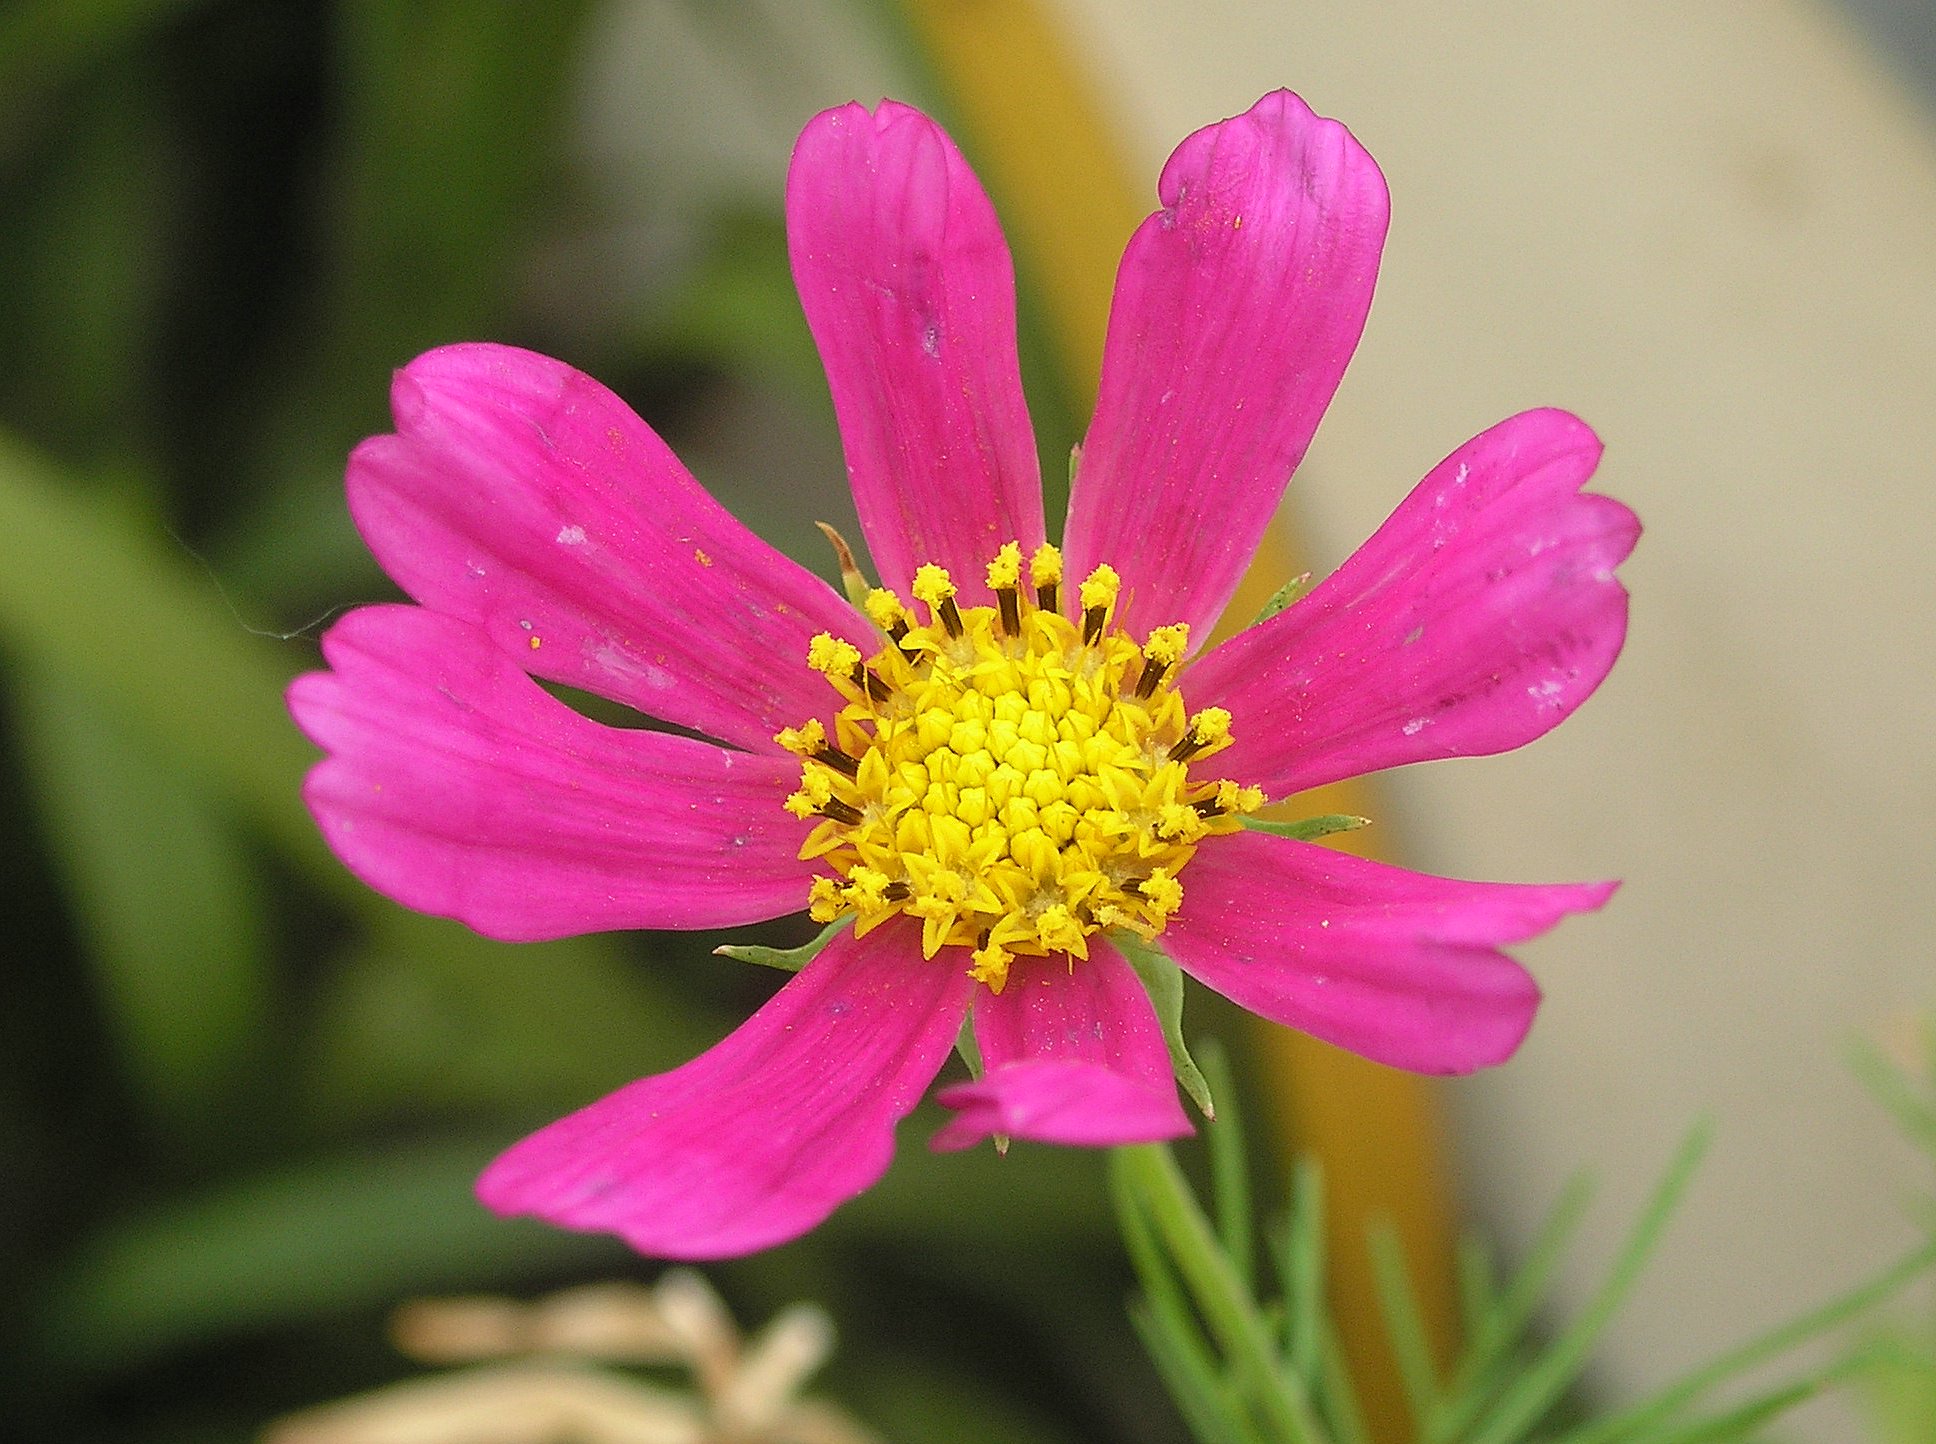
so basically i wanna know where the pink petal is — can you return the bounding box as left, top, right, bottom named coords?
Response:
left=289, top=606, right=815, bottom=942
left=931, top=944, right=1191, bottom=1151
left=476, top=919, right=970, bottom=1258
left=348, top=343, right=867, bottom=754
left=1065, top=89, right=1389, bottom=641
left=787, top=101, right=1044, bottom=604
left=1161, top=830, right=1614, bottom=1074
left=1186, top=409, right=1638, bottom=799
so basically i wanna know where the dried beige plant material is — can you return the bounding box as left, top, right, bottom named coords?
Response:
left=261, top=1272, right=879, bottom=1444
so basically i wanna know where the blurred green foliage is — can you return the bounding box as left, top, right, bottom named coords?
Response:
left=0, top=2, right=1145, bottom=1440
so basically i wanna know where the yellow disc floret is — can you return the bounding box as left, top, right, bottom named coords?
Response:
left=778, top=544, right=1262, bottom=992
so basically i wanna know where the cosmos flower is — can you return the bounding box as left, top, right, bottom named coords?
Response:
left=288, top=91, right=1637, bottom=1259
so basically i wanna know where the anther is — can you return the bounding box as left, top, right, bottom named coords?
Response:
left=1168, top=706, right=1231, bottom=763
left=813, top=746, right=861, bottom=778
left=882, top=881, right=912, bottom=903
left=1031, top=544, right=1063, bottom=613
left=1134, top=624, right=1191, bottom=698
left=913, top=564, right=964, bottom=638
left=864, top=588, right=913, bottom=649
left=1079, top=565, right=1120, bottom=645
left=851, top=661, right=894, bottom=705
left=821, top=797, right=864, bottom=825
left=985, top=543, right=1024, bottom=637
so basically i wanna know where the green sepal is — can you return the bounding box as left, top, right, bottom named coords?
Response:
left=1109, top=930, right=1215, bottom=1119
left=1249, top=572, right=1313, bottom=627
left=1243, top=814, right=1372, bottom=843
left=953, top=1014, right=984, bottom=1081
left=713, top=915, right=851, bottom=972
left=1067, top=441, right=1082, bottom=491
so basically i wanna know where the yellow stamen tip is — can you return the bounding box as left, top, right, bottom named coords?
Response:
left=984, top=541, right=1023, bottom=591
left=912, top=564, right=957, bottom=609
left=807, top=632, right=862, bottom=679
left=1030, top=543, right=1063, bottom=588
left=1079, top=564, right=1121, bottom=611
left=1143, top=623, right=1191, bottom=667
left=864, top=587, right=907, bottom=632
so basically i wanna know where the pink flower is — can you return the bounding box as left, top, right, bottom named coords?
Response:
left=289, top=91, right=1637, bottom=1259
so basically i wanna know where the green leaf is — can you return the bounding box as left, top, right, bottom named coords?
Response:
left=713, top=915, right=851, bottom=973
left=1242, top=815, right=1372, bottom=843
left=1195, top=1042, right=1254, bottom=1297
left=306, top=913, right=724, bottom=1124
left=1550, top=1235, right=1936, bottom=1444
left=1847, top=1037, right=1936, bottom=1159
left=36, top=1136, right=623, bottom=1373
left=13, top=671, right=269, bottom=1143
left=1248, top=573, right=1313, bottom=627
left=1113, top=1144, right=1332, bottom=1444
left=1464, top=1123, right=1712, bottom=1444
left=1110, top=930, right=1214, bottom=1117
left=0, top=432, right=332, bottom=882
left=1368, top=1219, right=1443, bottom=1429
left=1432, top=1169, right=1596, bottom=1441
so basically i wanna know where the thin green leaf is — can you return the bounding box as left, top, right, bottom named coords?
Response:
left=1456, top=1236, right=1501, bottom=1338
left=1114, top=1145, right=1331, bottom=1444
left=1249, top=573, right=1313, bottom=627
left=1318, top=1329, right=1371, bottom=1444
left=1128, top=1300, right=1271, bottom=1444
left=1111, top=930, right=1214, bottom=1117
left=1114, top=1152, right=1262, bottom=1443
left=1551, top=1235, right=1936, bottom=1444
left=1847, top=1038, right=1936, bottom=1159
left=1195, top=1042, right=1254, bottom=1297
left=1466, top=1124, right=1712, bottom=1444
left=14, top=672, right=269, bottom=1142
left=713, top=915, right=851, bottom=972
left=1431, top=1169, right=1597, bottom=1442
left=1242, top=815, right=1372, bottom=843
left=1279, top=1158, right=1326, bottom=1384
left=1368, top=1219, right=1443, bottom=1429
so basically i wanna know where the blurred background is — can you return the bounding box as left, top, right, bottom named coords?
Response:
left=2, top=1, right=1933, bottom=1441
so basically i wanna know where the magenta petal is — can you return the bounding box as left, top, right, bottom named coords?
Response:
left=787, top=101, right=1044, bottom=603
left=931, top=944, right=1191, bottom=1151
left=289, top=606, right=815, bottom=942
left=1065, top=90, right=1389, bottom=641
left=477, top=919, right=970, bottom=1258
left=1187, top=409, right=1639, bottom=799
left=348, top=343, right=867, bottom=753
left=1162, top=830, right=1614, bottom=1074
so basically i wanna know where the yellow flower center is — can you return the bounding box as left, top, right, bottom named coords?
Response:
left=778, top=542, right=1262, bottom=993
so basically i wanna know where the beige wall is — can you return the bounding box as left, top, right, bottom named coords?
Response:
left=1048, top=0, right=1936, bottom=1434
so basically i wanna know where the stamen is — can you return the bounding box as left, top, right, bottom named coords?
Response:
left=813, top=746, right=860, bottom=777
left=864, top=588, right=913, bottom=648
left=986, top=543, right=1024, bottom=637
left=1031, top=543, right=1063, bottom=613
left=821, top=797, right=864, bottom=826
left=851, top=662, right=893, bottom=705
left=1168, top=706, right=1231, bottom=763
left=1079, top=565, right=1120, bottom=645
left=1134, top=623, right=1191, bottom=698
left=913, top=564, right=964, bottom=638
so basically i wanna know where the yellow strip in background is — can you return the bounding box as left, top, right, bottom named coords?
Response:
left=895, top=1, right=1460, bottom=1434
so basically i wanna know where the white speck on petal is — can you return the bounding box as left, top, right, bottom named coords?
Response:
left=1401, top=717, right=1430, bottom=736
left=556, top=524, right=586, bottom=546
